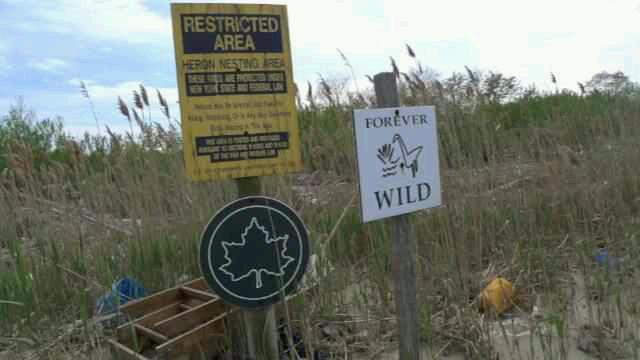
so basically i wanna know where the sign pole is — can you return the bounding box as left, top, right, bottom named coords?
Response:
left=170, top=4, right=306, bottom=360
left=233, top=176, right=279, bottom=360
left=241, top=308, right=278, bottom=360
left=373, top=72, right=422, bottom=360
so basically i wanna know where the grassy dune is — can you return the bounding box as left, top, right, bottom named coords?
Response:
left=1, top=68, right=639, bottom=358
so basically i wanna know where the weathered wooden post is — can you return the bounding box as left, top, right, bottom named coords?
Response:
left=373, top=72, right=422, bottom=360
left=235, top=177, right=279, bottom=360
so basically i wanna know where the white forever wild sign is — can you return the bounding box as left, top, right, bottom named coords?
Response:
left=353, top=106, right=442, bottom=222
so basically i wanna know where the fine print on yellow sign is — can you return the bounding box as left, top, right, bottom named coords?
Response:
left=171, top=3, right=303, bottom=181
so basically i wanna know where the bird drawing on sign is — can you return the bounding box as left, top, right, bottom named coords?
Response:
left=392, top=134, right=422, bottom=178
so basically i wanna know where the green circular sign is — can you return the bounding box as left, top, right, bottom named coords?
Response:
left=199, top=196, right=310, bottom=309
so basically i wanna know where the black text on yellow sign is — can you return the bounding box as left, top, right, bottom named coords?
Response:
left=171, top=3, right=303, bottom=181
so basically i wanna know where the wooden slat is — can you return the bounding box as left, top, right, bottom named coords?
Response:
left=181, top=285, right=217, bottom=302
left=134, top=324, right=169, bottom=344
left=108, top=338, right=151, bottom=360
left=121, top=287, right=182, bottom=319
left=153, top=299, right=227, bottom=338
left=183, top=297, right=204, bottom=309
left=119, top=277, right=207, bottom=318
left=181, top=277, right=209, bottom=291
left=120, top=278, right=210, bottom=319
left=117, top=302, right=182, bottom=342
left=155, top=310, right=231, bottom=353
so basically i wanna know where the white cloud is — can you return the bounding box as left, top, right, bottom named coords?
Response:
left=3, top=0, right=640, bottom=135
left=9, top=0, right=638, bottom=90
left=29, top=58, right=68, bottom=73
left=369, top=0, right=640, bottom=89
left=66, top=79, right=179, bottom=124
left=0, top=79, right=179, bottom=137
left=288, top=1, right=392, bottom=56
left=75, top=80, right=177, bottom=104
left=15, top=0, right=172, bottom=44
left=65, top=123, right=132, bottom=138
left=186, top=0, right=640, bottom=90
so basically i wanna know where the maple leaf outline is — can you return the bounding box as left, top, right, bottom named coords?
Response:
left=219, top=217, right=295, bottom=289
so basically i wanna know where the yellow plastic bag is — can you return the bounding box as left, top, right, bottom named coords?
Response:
left=480, top=277, right=514, bottom=315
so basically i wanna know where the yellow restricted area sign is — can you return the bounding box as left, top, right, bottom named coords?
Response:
left=171, top=3, right=303, bottom=180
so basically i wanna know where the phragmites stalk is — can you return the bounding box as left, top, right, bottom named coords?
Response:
left=157, top=89, right=170, bottom=119
left=434, top=80, right=444, bottom=98
left=390, top=57, right=400, bottom=78
left=401, top=72, right=412, bottom=84
left=406, top=43, right=424, bottom=74
left=412, top=73, right=426, bottom=90
left=306, top=81, right=312, bottom=98
left=402, top=72, right=418, bottom=91
left=117, top=97, right=131, bottom=122
left=105, top=125, right=117, bottom=141
left=403, top=72, right=417, bottom=98
left=318, top=74, right=334, bottom=105
left=306, top=81, right=314, bottom=104
left=406, top=43, right=416, bottom=58
left=465, top=66, right=478, bottom=85
left=80, top=81, right=90, bottom=99
left=132, top=109, right=144, bottom=130
left=319, top=77, right=331, bottom=97
left=305, top=81, right=316, bottom=110
left=337, top=48, right=349, bottom=66
left=140, top=84, right=150, bottom=107
left=466, top=85, right=475, bottom=98
left=133, top=90, right=144, bottom=110
left=578, top=82, right=586, bottom=95
left=105, top=125, right=120, bottom=148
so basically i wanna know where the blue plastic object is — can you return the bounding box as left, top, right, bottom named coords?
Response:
left=594, top=248, right=622, bottom=271
left=95, top=277, right=146, bottom=315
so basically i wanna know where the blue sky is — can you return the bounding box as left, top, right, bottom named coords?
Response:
left=1, top=0, right=639, bottom=136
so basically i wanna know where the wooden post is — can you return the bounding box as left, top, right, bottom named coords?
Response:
left=373, top=72, right=422, bottom=360
left=231, top=177, right=280, bottom=360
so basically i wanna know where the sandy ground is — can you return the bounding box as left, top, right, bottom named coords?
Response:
left=2, top=271, right=635, bottom=359
left=359, top=272, right=637, bottom=360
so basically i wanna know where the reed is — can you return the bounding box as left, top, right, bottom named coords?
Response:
left=1, top=61, right=639, bottom=358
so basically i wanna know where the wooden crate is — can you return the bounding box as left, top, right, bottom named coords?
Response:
left=108, top=278, right=232, bottom=359
left=108, top=276, right=318, bottom=359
